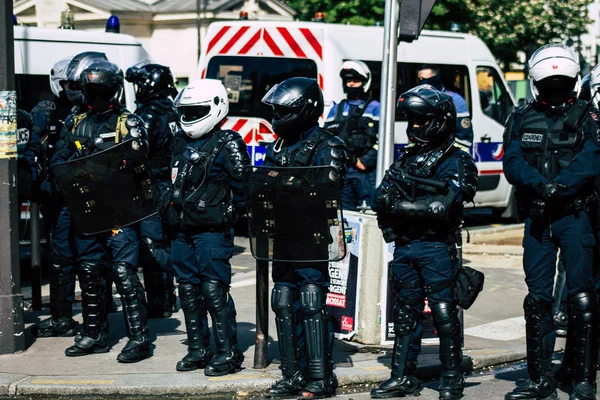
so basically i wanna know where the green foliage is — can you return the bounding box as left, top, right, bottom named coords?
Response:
left=285, top=0, right=593, bottom=71
left=284, top=0, right=385, bottom=26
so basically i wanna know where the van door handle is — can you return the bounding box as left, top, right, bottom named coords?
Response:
left=481, top=134, right=491, bottom=144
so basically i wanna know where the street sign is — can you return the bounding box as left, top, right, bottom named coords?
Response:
left=399, top=0, right=437, bottom=43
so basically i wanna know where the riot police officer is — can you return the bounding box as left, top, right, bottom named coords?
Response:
left=325, top=60, right=379, bottom=210
left=371, top=84, right=477, bottom=400
left=35, top=53, right=110, bottom=338
left=159, top=79, right=249, bottom=375
left=53, top=60, right=152, bottom=363
left=125, top=62, right=180, bottom=319
left=503, top=44, right=599, bottom=400
left=417, top=64, right=473, bottom=150
left=260, top=77, right=348, bottom=399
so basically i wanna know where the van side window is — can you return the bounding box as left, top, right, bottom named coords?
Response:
left=477, top=66, right=514, bottom=124
left=206, top=56, right=318, bottom=121
left=356, top=61, right=470, bottom=121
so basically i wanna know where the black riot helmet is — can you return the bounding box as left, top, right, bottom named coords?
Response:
left=80, top=61, right=124, bottom=113
left=125, top=61, right=177, bottom=103
left=397, top=84, right=456, bottom=147
left=261, top=77, right=324, bottom=138
left=65, top=51, right=108, bottom=106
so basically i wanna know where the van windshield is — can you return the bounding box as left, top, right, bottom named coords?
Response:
left=206, top=56, right=318, bottom=120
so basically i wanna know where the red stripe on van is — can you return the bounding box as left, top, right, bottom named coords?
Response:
left=299, top=28, right=322, bottom=59
left=238, top=29, right=261, bottom=55
left=207, top=26, right=231, bottom=54
left=231, top=118, right=248, bottom=133
left=219, top=26, right=250, bottom=54
left=479, top=170, right=503, bottom=175
left=201, top=69, right=206, bottom=78
left=263, top=30, right=284, bottom=56
left=277, top=27, right=306, bottom=58
left=319, top=74, right=324, bottom=89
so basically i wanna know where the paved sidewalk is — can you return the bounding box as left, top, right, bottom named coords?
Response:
left=0, top=224, right=561, bottom=398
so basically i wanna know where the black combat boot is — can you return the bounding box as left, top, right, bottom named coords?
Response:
left=202, top=280, right=244, bottom=376
left=268, top=285, right=307, bottom=397
left=567, top=292, right=598, bottom=400
left=112, top=262, right=151, bottom=363
left=505, top=295, right=557, bottom=400
left=297, top=284, right=337, bottom=399
left=431, top=302, right=464, bottom=400
left=176, top=283, right=214, bottom=371
left=66, top=261, right=110, bottom=356
left=371, top=296, right=422, bottom=398
left=36, top=263, right=78, bottom=337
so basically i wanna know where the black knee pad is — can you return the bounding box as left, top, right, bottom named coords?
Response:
left=78, top=261, right=106, bottom=291
left=524, top=294, right=553, bottom=318
left=299, top=284, right=326, bottom=317
left=568, top=291, right=599, bottom=322
left=112, top=262, right=139, bottom=296
left=394, top=297, right=420, bottom=337
left=202, top=280, right=228, bottom=313
left=430, top=301, right=459, bottom=338
left=271, top=285, right=297, bottom=315
left=179, top=283, right=200, bottom=312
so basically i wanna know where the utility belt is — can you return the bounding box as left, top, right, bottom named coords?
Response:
left=523, top=193, right=596, bottom=219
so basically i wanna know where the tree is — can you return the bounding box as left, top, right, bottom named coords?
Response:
left=284, top=0, right=593, bottom=71
left=284, top=0, right=385, bottom=26
left=461, top=0, right=592, bottom=71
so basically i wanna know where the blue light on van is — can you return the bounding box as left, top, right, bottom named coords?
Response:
left=106, top=15, right=120, bottom=33
left=13, top=15, right=17, bottom=25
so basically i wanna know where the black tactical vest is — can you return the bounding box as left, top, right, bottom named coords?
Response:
left=170, top=130, right=236, bottom=229
left=68, top=108, right=130, bottom=156
left=518, top=104, right=585, bottom=180
left=332, top=99, right=375, bottom=158
left=269, top=127, right=332, bottom=167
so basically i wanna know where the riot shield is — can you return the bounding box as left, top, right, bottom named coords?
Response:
left=52, top=140, right=157, bottom=235
left=244, top=165, right=346, bottom=263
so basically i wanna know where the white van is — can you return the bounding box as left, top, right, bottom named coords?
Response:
left=14, top=26, right=152, bottom=112
left=197, top=21, right=517, bottom=217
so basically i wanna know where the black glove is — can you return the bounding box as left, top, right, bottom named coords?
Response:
left=530, top=199, right=546, bottom=218
left=539, top=182, right=566, bottom=202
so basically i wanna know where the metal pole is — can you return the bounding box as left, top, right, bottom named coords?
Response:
left=196, top=0, right=201, bottom=63
left=253, top=259, right=269, bottom=369
left=376, top=0, right=400, bottom=185
left=30, top=201, right=42, bottom=311
left=0, top=0, right=26, bottom=354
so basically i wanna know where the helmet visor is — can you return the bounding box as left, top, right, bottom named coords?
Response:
left=83, top=83, right=118, bottom=101
left=261, top=84, right=306, bottom=108
left=535, top=76, right=577, bottom=106
left=180, top=105, right=210, bottom=123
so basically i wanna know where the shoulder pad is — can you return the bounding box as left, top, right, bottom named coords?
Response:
left=326, top=134, right=346, bottom=148
left=31, top=100, right=55, bottom=114
left=125, top=114, right=147, bottom=139
left=219, top=129, right=238, bottom=143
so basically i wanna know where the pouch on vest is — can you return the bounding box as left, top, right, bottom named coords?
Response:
left=181, top=182, right=228, bottom=228
left=453, top=266, right=485, bottom=309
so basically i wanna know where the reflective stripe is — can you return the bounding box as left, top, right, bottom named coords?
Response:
left=457, top=112, right=470, bottom=118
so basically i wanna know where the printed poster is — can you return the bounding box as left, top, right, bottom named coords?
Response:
left=0, top=91, right=17, bottom=159
left=327, top=216, right=362, bottom=340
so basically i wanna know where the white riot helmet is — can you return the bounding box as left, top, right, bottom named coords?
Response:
left=528, top=44, right=581, bottom=111
left=340, top=60, right=371, bottom=96
left=174, top=79, right=229, bottom=139
left=589, top=64, right=600, bottom=109
left=49, top=57, right=72, bottom=98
